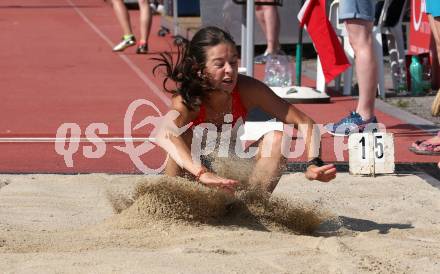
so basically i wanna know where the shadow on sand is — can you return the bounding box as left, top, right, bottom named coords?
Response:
left=316, top=215, right=414, bottom=236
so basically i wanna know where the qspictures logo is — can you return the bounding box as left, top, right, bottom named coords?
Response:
left=54, top=99, right=386, bottom=174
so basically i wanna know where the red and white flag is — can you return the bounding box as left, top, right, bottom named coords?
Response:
left=298, top=0, right=350, bottom=83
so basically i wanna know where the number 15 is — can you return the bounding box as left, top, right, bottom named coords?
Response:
left=359, top=135, right=384, bottom=160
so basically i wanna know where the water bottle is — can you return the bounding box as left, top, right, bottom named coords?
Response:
left=264, top=54, right=292, bottom=87
left=410, top=55, right=423, bottom=96
left=422, top=56, right=432, bottom=92
left=397, top=59, right=408, bottom=95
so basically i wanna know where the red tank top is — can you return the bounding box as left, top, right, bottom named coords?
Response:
left=191, top=87, right=247, bottom=127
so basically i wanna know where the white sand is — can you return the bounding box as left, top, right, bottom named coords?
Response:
left=1, top=172, right=440, bottom=273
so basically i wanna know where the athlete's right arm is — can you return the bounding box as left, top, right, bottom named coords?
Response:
left=155, top=95, right=203, bottom=176
left=155, top=96, right=238, bottom=192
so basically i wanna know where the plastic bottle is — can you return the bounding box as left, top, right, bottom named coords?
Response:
left=409, top=55, right=423, bottom=96
left=397, top=59, right=408, bottom=95
left=264, top=54, right=292, bottom=87
left=422, top=56, right=432, bottom=92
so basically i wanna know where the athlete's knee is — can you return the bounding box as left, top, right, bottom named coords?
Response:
left=261, top=130, right=284, bottom=158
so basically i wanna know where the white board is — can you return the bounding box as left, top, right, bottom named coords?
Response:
left=348, top=132, right=395, bottom=175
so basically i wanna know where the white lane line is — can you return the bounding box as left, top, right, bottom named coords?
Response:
left=66, top=0, right=171, bottom=106
left=0, top=137, right=156, bottom=143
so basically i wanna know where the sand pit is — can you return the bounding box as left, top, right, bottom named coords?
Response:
left=1, top=172, right=440, bottom=273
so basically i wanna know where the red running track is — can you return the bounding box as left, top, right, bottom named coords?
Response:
left=0, top=0, right=437, bottom=173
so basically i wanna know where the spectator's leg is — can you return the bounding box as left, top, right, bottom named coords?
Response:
left=429, top=15, right=440, bottom=116
left=255, top=6, right=267, bottom=39
left=138, top=0, right=152, bottom=44
left=112, top=0, right=133, bottom=36
left=345, top=19, right=378, bottom=121
left=429, top=15, right=440, bottom=89
left=255, top=2, right=280, bottom=55
left=262, top=5, right=280, bottom=54
left=429, top=15, right=440, bottom=71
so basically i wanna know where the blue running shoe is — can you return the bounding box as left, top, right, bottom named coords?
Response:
left=324, top=112, right=378, bottom=136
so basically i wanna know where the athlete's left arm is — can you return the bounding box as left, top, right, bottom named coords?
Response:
left=237, top=75, right=336, bottom=182
left=238, top=75, right=318, bottom=159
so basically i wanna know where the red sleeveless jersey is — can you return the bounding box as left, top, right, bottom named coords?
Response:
left=191, top=87, right=247, bottom=127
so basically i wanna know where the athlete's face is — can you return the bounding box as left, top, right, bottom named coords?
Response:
left=204, top=43, right=239, bottom=94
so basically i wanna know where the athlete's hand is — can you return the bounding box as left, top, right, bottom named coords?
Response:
left=198, top=172, right=239, bottom=194
left=305, top=164, right=337, bottom=182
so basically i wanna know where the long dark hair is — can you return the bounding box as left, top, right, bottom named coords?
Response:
left=152, top=26, right=236, bottom=110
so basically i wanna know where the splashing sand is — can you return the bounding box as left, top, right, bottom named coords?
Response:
left=107, top=175, right=326, bottom=235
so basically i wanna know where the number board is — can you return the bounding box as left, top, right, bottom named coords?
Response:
left=348, top=133, right=395, bottom=175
